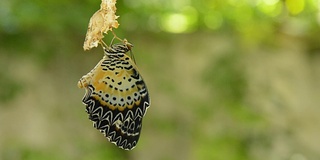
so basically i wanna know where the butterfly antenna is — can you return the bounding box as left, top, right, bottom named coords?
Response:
left=130, top=49, right=137, bottom=64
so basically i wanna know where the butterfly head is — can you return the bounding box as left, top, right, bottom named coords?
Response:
left=104, top=42, right=134, bottom=56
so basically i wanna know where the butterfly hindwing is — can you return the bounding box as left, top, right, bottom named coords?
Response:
left=78, top=43, right=150, bottom=150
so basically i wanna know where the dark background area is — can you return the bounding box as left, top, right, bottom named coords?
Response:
left=1, top=0, right=320, bottom=160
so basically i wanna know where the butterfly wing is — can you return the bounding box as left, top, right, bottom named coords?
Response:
left=78, top=54, right=150, bottom=150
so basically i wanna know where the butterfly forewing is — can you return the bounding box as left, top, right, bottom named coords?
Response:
left=78, top=43, right=150, bottom=150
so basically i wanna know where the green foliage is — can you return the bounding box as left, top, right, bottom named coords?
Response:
left=0, top=69, right=23, bottom=103
left=203, top=52, right=247, bottom=104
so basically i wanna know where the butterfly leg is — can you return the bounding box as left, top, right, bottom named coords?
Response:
left=110, top=30, right=124, bottom=46
left=99, top=40, right=109, bottom=49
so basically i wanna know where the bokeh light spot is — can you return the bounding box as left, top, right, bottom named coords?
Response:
left=161, top=13, right=189, bottom=33
left=258, top=0, right=282, bottom=17
left=204, top=12, right=223, bottom=30
left=262, top=0, right=279, bottom=5
left=285, top=0, right=305, bottom=15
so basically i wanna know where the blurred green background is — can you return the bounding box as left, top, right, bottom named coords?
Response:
left=1, top=0, right=320, bottom=160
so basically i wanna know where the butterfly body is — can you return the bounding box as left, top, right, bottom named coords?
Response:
left=78, top=43, right=150, bottom=150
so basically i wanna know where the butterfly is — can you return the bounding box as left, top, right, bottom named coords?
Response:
left=78, top=41, right=150, bottom=150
